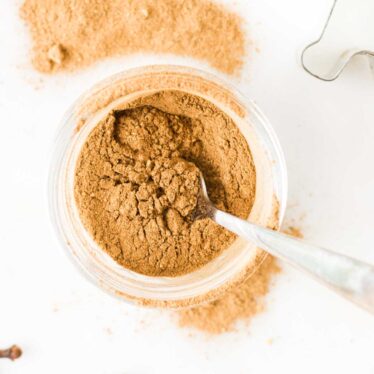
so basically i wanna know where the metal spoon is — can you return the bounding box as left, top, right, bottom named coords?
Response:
left=196, top=174, right=374, bottom=314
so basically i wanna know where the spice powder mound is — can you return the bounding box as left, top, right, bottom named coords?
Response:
left=20, top=0, right=246, bottom=75
left=177, top=255, right=280, bottom=333
left=177, top=227, right=303, bottom=333
left=74, top=90, right=256, bottom=276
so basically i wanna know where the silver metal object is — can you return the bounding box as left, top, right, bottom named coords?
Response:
left=301, top=0, right=374, bottom=81
left=197, top=174, right=374, bottom=314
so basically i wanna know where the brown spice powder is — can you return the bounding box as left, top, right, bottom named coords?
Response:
left=20, top=0, right=286, bottom=333
left=74, top=90, right=256, bottom=276
left=178, top=255, right=280, bottom=334
left=283, top=225, right=304, bottom=239
left=20, top=0, right=246, bottom=75
left=177, top=226, right=304, bottom=334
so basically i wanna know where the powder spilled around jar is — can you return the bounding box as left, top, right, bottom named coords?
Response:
left=176, top=226, right=304, bottom=334
left=74, top=90, right=256, bottom=277
left=177, top=255, right=280, bottom=334
left=20, top=0, right=246, bottom=75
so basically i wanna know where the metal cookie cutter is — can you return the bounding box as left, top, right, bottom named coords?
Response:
left=301, top=0, right=374, bottom=81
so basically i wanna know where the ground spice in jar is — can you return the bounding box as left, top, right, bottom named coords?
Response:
left=74, top=90, right=256, bottom=276
left=20, top=0, right=246, bottom=75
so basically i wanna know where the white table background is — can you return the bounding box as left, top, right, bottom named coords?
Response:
left=1, top=0, right=373, bottom=373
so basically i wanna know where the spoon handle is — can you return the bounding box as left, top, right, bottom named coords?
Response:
left=215, top=209, right=374, bottom=314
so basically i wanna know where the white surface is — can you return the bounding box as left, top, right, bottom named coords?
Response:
left=0, top=0, right=373, bottom=373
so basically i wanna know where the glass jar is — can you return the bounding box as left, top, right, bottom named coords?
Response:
left=49, top=65, right=287, bottom=308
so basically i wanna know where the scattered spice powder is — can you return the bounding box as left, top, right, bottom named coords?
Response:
left=74, top=90, right=256, bottom=276
left=283, top=225, right=304, bottom=239
left=177, top=225, right=303, bottom=334
left=177, top=255, right=280, bottom=334
left=20, top=0, right=246, bottom=75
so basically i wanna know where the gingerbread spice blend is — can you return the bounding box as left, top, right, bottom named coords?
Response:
left=74, top=90, right=256, bottom=276
left=20, top=0, right=246, bottom=75
left=20, top=0, right=283, bottom=334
